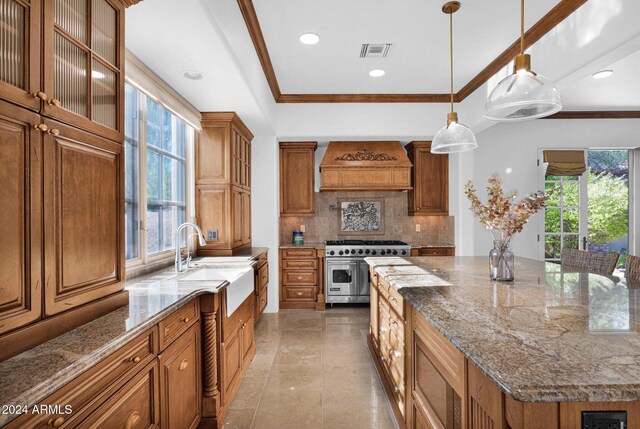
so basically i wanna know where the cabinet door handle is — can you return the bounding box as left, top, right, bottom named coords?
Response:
left=48, top=98, right=61, bottom=107
left=124, top=411, right=141, bottom=429
left=179, top=359, right=189, bottom=371
left=34, top=123, right=48, bottom=132
left=129, top=356, right=141, bottom=363
left=48, top=416, right=65, bottom=428
left=47, top=128, right=60, bottom=136
left=297, top=276, right=303, bottom=280
left=33, top=91, right=48, bottom=101
left=296, top=291, right=303, bottom=296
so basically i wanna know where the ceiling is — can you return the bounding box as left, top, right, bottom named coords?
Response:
left=253, top=0, right=559, bottom=94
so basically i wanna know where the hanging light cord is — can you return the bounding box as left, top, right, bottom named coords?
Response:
left=449, top=10, right=454, bottom=114
left=520, top=0, right=525, bottom=54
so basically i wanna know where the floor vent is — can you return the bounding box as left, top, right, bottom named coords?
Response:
left=360, top=43, right=392, bottom=58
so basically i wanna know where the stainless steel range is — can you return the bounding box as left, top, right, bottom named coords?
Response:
left=325, top=240, right=411, bottom=304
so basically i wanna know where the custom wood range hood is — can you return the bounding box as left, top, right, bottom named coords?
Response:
left=319, top=141, right=412, bottom=191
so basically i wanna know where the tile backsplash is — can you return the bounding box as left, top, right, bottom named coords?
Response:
left=280, top=191, right=454, bottom=245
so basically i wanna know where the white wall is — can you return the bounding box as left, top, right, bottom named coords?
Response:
left=251, top=135, right=280, bottom=313
left=470, top=119, right=640, bottom=259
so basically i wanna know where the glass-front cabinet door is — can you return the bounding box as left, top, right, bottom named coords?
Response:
left=42, top=0, right=124, bottom=142
left=0, top=0, right=41, bottom=110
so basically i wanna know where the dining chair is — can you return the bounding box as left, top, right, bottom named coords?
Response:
left=626, top=255, right=640, bottom=281
left=560, top=248, right=620, bottom=275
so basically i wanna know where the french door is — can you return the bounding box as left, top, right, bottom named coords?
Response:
left=541, top=149, right=632, bottom=267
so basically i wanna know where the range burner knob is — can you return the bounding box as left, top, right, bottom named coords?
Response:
left=339, top=250, right=344, bottom=256
left=392, top=250, right=398, bottom=255
left=380, top=250, right=385, bottom=255
left=386, top=249, right=392, bottom=254
left=344, top=249, right=349, bottom=255
left=358, top=249, right=364, bottom=254
left=401, top=250, right=407, bottom=255
left=329, top=250, right=335, bottom=256
left=371, top=250, right=377, bottom=255
left=365, top=249, right=370, bottom=254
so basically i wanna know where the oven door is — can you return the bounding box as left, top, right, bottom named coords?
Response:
left=326, top=261, right=358, bottom=297
left=356, top=260, right=371, bottom=297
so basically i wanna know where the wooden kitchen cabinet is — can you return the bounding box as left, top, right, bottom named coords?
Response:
left=0, top=0, right=42, bottom=111
left=43, top=119, right=124, bottom=316
left=279, top=248, right=320, bottom=310
left=279, top=141, right=317, bottom=216
left=41, top=0, right=125, bottom=142
left=410, top=247, right=455, bottom=257
left=159, top=323, right=202, bottom=429
left=196, top=112, right=253, bottom=256
left=406, top=141, right=449, bottom=216
left=254, top=252, right=269, bottom=321
left=0, top=101, right=43, bottom=335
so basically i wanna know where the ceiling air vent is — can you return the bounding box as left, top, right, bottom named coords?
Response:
left=360, top=43, right=392, bottom=58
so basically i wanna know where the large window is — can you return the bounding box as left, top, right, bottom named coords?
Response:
left=125, top=82, right=192, bottom=264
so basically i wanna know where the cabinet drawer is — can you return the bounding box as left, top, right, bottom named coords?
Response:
left=387, top=287, right=405, bottom=319
left=284, top=286, right=316, bottom=301
left=283, top=270, right=317, bottom=285
left=418, top=247, right=453, bottom=256
left=282, top=259, right=318, bottom=270
left=159, top=299, right=199, bottom=350
left=257, top=263, right=269, bottom=290
left=257, top=288, right=268, bottom=315
left=5, top=328, right=158, bottom=429
left=76, top=361, right=160, bottom=429
left=281, top=248, right=316, bottom=259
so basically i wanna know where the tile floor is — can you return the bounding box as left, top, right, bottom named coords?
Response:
left=223, top=307, right=398, bottom=429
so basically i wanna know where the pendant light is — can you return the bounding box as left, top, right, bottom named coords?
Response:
left=484, top=0, right=562, bottom=121
left=432, top=1, right=477, bottom=154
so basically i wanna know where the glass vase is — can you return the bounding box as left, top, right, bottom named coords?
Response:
left=489, top=240, right=514, bottom=281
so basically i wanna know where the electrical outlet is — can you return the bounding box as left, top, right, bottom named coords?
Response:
left=416, top=224, right=421, bottom=232
left=300, top=225, right=306, bottom=233
left=207, top=229, right=218, bottom=241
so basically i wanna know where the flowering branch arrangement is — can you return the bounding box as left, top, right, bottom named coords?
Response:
left=464, top=174, right=552, bottom=242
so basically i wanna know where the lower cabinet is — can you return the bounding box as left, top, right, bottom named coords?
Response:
left=279, top=248, right=321, bottom=310
left=410, top=247, right=456, bottom=257
left=159, top=323, right=201, bottom=429
left=254, top=253, right=269, bottom=321
left=75, top=361, right=161, bottom=429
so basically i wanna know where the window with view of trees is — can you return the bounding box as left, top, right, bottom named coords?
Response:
left=124, top=82, right=192, bottom=264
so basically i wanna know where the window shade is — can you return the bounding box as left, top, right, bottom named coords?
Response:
left=543, top=150, right=586, bottom=177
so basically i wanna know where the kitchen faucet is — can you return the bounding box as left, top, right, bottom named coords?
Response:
left=175, top=222, right=208, bottom=272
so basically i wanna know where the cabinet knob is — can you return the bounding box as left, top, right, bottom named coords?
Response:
left=179, top=359, right=189, bottom=371
left=393, top=386, right=400, bottom=393
left=47, top=128, right=60, bottom=136
left=393, top=350, right=402, bottom=358
left=379, top=355, right=385, bottom=361
left=297, top=276, right=302, bottom=280
left=129, top=356, right=141, bottom=363
left=241, top=323, right=246, bottom=330
left=182, top=317, right=190, bottom=323
left=34, top=123, right=48, bottom=132
left=48, top=98, right=61, bottom=107
left=296, top=291, right=303, bottom=296
left=48, top=416, right=65, bottom=428
left=33, top=91, right=48, bottom=101
left=124, top=411, right=141, bottom=429
left=261, top=299, right=265, bottom=304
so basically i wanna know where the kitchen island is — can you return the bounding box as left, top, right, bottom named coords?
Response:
left=366, top=256, right=640, bottom=429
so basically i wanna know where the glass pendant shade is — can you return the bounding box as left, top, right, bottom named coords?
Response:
left=431, top=117, right=478, bottom=154
left=484, top=57, right=562, bottom=122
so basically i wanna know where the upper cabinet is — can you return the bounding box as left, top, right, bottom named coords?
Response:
left=42, top=0, right=125, bottom=142
left=406, top=141, right=449, bottom=216
left=0, top=0, right=42, bottom=111
left=0, top=0, right=124, bottom=142
left=279, top=141, right=317, bottom=217
left=196, top=112, right=253, bottom=256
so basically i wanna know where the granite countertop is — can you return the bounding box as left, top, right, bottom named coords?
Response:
left=365, top=256, right=640, bottom=403
left=408, top=242, right=456, bottom=248
left=279, top=242, right=325, bottom=249
left=0, top=255, right=261, bottom=427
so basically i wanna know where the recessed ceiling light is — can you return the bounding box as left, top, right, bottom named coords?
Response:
left=299, top=33, right=320, bottom=45
left=592, top=70, right=613, bottom=80
left=369, top=69, right=386, bottom=78
left=182, top=70, right=205, bottom=80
